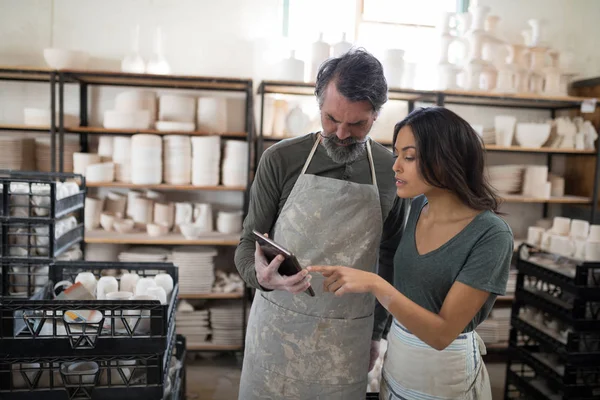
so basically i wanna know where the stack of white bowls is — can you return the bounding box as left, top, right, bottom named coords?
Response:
left=131, top=134, right=162, bottom=184
left=112, top=137, right=132, bottom=182
left=191, top=136, right=221, bottom=186
left=104, top=91, right=155, bottom=130
left=217, top=210, right=243, bottom=234
left=221, top=140, right=248, bottom=187
left=163, top=135, right=191, bottom=184
left=197, top=97, right=227, bottom=133
left=159, top=95, right=195, bottom=123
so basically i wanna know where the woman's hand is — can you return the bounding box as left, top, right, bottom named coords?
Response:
left=307, top=266, right=380, bottom=296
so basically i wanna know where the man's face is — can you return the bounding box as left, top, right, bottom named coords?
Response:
left=319, top=82, right=378, bottom=164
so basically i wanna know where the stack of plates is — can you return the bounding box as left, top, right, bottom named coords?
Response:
left=191, top=136, right=220, bottom=186
left=487, top=165, right=524, bottom=194
left=210, top=301, right=245, bottom=346
left=163, top=136, right=191, bottom=185
left=118, top=247, right=170, bottom=262
left=113, top=137, right=132, bottom=182
left=221, top=140, right=248, bottom=187
left=475, top=319, right=500, bottom=344
left=131, top=134, right=162, bottom=185
left=176, top=309, right=211, bottom=344
left=35, top=136, right=81, bottom=173
left=0, top=137, right=35, bottom=170
left=171, top=246, right=217, bottom=294
left=476, top=308, right=512, bottom=344
left=506, top=269, right=517, bottom=295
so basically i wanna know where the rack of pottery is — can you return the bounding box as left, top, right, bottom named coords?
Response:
left=504, top=243, right=600, bottom=399
left=487, top=164, right=566, bottom=199
left=0, top=134, right=81, bottom=173
left=75, top=134, right=248, bottom=188
left=0, top=171, right=86, bottom=298
left=177, top=300, right=247, bottom=348
left=0, top=260, right=182, bottom=399
left=85, top=190, right=243, bottom=239
left=435, top=5, right=578, bottom=94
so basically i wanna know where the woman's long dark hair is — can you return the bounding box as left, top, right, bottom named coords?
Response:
left=393, top=107, right=500, bottom=212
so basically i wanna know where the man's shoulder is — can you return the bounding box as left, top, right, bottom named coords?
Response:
left=261, top=133, right=317, bottom=164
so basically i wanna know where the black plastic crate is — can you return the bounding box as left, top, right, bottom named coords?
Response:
left=0, top=259, right=51, bottom=298
left=0, top=332, right=183, bottom=400
left=0, top=261, right=178, bottom=358
left=516, top=274, right=600, bottom=331
left=1, top=221, right=84, bottom=261
left=511, top=345, right=600, bottom=398
left=511, top=316, right=600, bottom=366
left=169, top=335, right=186, bottom=400
left=0, top=171, right=85, bottom=221
left=517, top=244, right=600, bottom=301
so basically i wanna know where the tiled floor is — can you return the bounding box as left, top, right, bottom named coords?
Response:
left=185, top=354, right=508, bottom=400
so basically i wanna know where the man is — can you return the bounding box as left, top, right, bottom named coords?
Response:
left=235, top=48, right=406, bottom=399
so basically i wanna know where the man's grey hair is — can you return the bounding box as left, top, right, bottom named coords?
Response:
left=314, top=48, right=388, bottom=112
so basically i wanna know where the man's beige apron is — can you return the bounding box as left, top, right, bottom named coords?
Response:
left=380, top=320, right=492, bottom=399
left=239, top=136, right=383, bottom=399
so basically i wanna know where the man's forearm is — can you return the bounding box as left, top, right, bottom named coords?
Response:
left=234, top=237, right=262, bottom=290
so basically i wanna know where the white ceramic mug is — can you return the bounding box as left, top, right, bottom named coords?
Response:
left=527, top=226, right=546, bottom=247
left=97, top=276, right=119, bottom=300
left=551, top=217, right=571, bottom=236
left=105, top=291, right=134, bottom=330
left=174, top=202, right=193, bottom=232
left=135, top=277, right=157, bottom=296
left=75, top=272, right=97, bottom=296
left=146, top=286, right=167, bottom=305
left=194, top=203, right=213, bottom=232
left=128, top=294, right=158, bottom=334
left=154, top=273, right=174, bottom=298
left=105, top=191, right=127, bottom=216
left=570, top=220, right=590, bottom=240
left=550, top=235, right=574, bottom=257
left=588, top=225, right=600, bottom=243
left=120, top=273, right=140, bottom=294
left=585, top=241, right=600, bottom=262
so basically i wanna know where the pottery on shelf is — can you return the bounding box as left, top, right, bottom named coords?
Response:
left=310, top=33, right=330, bottom=82
left=332, top=32, right=352, bottom=57
left=382, top=49, right=405, bottom=89
left=278, top=50, right=305, bottom=82
left=121, top=25, right=145, bottom=73
left=528, top=19, right=544, bottom=47
left=146, top=27, right=171, bottom=75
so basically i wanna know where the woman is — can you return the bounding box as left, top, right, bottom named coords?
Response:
left=308, top=107, right=513, bottom=400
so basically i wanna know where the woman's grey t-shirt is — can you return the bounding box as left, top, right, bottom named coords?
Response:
left=394, top=195, right=513, bottom=333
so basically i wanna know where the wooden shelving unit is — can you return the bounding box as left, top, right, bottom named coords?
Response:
left=65, top=126, right=247, bottom=138
left=85, top=230, right=240, bottom=246
left=501, top=195, right=592, bottom=204
left=85, top=182, right=246, bottom=191
left=0, top=123, right=52, bottom=132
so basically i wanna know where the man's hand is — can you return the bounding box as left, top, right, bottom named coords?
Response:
left=255, top=240, right=312, bottom=294
left=369, top=340, right=380, bottom=372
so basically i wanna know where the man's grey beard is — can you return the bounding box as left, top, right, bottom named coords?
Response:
left=321, top=134, right=367, bottom=164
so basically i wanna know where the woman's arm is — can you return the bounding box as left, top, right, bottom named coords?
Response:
left=307, top=266, right=489, bottom=350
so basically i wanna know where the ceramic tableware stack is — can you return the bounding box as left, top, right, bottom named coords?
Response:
left=171, top=246, right=217, bottom=294
left=210, top=300, right=245, bottom=346
left=163, top=135, right=192, bottom=185
left=35, top=136, right=81, bottom=173
left=221, top=140, right=248, bottom=187
left=131, top=134, right=162, bottom=185
left=191, top=136, right=221, bottom=186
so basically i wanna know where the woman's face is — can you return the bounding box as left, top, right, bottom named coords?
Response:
left=392, top=125, right=432, bottom=198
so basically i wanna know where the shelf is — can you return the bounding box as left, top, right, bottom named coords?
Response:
left=186, top=344, right=243, bottom=351
left=66, top=126, right=247, bottom=138
left=86, top=182, right=246, bottom=191
left=484, top=145, right=597, bottom=155
left=0, top=124, right=51, bottom=132
left=178, top=292, right=243, bottom=300
left=61, top=70, right=252, bottom=91
left=257, top=81, right=591, bottom=109
left=501, top=195, right=592, bottom=204
left=0, top=66, right=54, bottom=82
left=85, top=230, right=240, bottom=245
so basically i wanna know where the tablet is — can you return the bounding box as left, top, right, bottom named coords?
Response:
left=253, top=230, right=315, bottom=297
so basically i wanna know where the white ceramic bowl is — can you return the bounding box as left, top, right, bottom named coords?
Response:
left=515, top=123, right=552, bottom=148
left=100, top=212, right=119, bottom=231
left=85, top=162, right=115, bottom=183
left=113, top=219, right=135, bottom=234
left=43, top=48, right=89, bottom=70
left=147, top=223, right=170, bottom=237
left=73, top=152, right=101, bottom=175
left=104, top=110, right=152, bottom=130
left=159, top=95, right=196, bottom=123
left=179, top=223, right=202, bottom=239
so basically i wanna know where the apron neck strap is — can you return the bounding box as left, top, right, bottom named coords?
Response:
left=301, top=135, right=378, bottom=187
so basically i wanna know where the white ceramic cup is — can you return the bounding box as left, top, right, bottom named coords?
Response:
left=135, top=277, right=157, bottom=296
left=75, top=272, right=97, bottom=296
left=154, top=273, right=174, bottom=298
left=574, top=239, right=587, bottom=260
left=540, top=232, right=553, bottom=252
left=128, top=294, right=158, bottom=334
left=105, top=291, right=134, bottom=330
left=97, top=276, right=119, bottom=300
left=63, top=361, right=99, bottom=385
left=588, top=225, right=600, bottom=242
left=105, top=291, right=133, bottom=300
left=120, top=273, right=140, bottom=294
left=527, top=226, right=546, bottom=247
left=570, top=220, right=590, bottom=240
left=585, top=241, right=600, bottom=262
left=193, top=203, right=213, bottom=232
left=53, top=280, right=73, bottom=298
left=550, top=235, right=574, bottom=257
left=551, top=217, right=571, bottom=236
left=146, top=286, right=167, bottom=305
